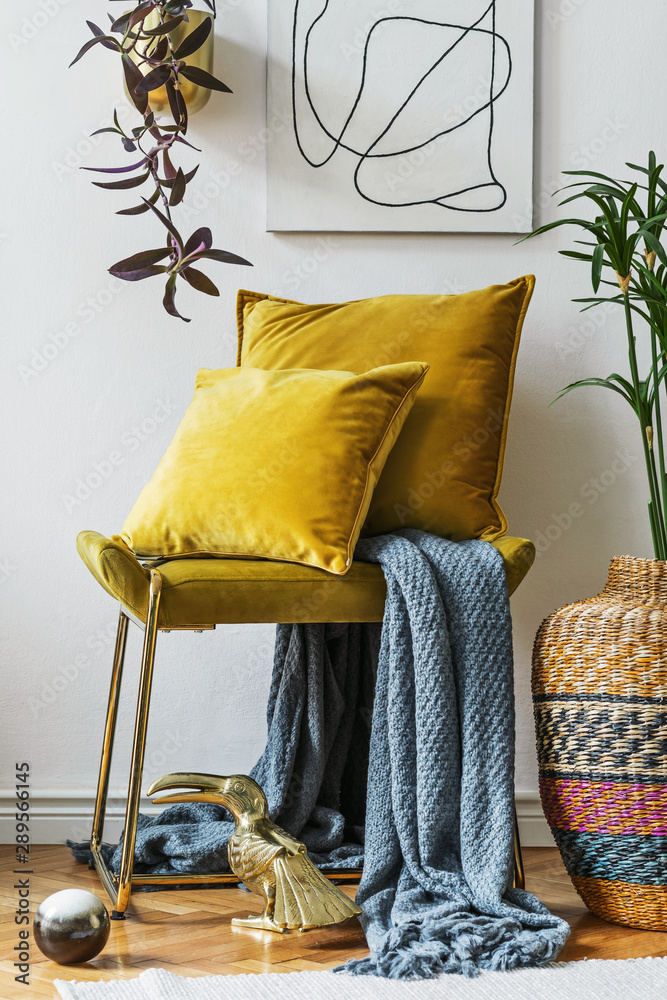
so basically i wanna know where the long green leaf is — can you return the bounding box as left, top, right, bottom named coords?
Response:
left=591, top=242, right=605, bottom=292
left=553, top=377, right=636, bottom=409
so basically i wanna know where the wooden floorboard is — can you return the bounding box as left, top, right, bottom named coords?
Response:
left=1, top=845, right=666, bottom=999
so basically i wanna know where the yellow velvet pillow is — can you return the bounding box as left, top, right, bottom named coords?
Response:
left=236, top=277, right=534, bottom=542
left=118, top=364, right=429, bottom=575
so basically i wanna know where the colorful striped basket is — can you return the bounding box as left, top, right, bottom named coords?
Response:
left=532, top=555, right=667, bottom=930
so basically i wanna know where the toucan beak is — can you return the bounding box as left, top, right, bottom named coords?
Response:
left=146, top=771, right=228, bottom=806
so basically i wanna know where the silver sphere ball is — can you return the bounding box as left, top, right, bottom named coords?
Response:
left=34, top=889, right=110, bottom=965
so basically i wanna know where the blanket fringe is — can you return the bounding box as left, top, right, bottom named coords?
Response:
left=339, top=912, right=568, bottom=979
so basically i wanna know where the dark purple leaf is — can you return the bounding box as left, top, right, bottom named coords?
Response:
left=165, top=78, right=181, bottom=124
left=181, top=266, right=219, bottom=296
left=69, top=34, right=121, bottom=68
left=174, top=135, right=201, bottom=151
left=110, top=248, right=173, bottom=273
left=163, top=273, right=191, bottom=322
left=160, top=164, right=199, bottom=188
left=116, top=190, right=160, bottom=216
left=152, top=37, right=169, bottom=62
left=111, top=3, right=155, bottom=32
left=129, top=4, right=156, bottom=28
left=122, top=54, right=149, bottom=114
left=190, top=248, right=252, bottom=266
left=169, top=167, right=186, bottom=206
left=162, top=148, right=177, bottom=180
left=110, top=12, right=131, bottom=32
left=90, top=127, right=121, bottom=137
left=135, top=64, right=172, bottom=94
left=179, top=64, right=231, bottom=93
left=183, top=227, right=212, bottom=256
left=93, top=171, right=150, bottom=190
left=173, top=16, right=212, bottom=60
left=144, top=15, right=185, bottom=36
left=111, top=264, right=168, bottom=282
left=86, top=21, right=119, bottom=50
left=82, top=157, right=148, bottom=174
left=142, top=198, right=184, bottom=250
left=165, top=79, right=187, bottom=130
left=123, top=137, right=137, bottom=152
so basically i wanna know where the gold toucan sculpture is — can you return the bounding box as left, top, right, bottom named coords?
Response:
left=147, top=772, right=362, bottom=933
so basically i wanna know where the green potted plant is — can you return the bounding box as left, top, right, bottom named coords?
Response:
left=526, top=153, right=667, bottom=932
left=70, top=0, right=251, bottom=321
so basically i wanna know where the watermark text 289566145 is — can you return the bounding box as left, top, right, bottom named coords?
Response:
left=14, top=762, right=31, bottom=986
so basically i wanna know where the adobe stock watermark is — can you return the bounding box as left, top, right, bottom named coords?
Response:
left=393, top=404, right=505, bottom=525
left=0, top=557, right=17, bottom=585
left=546, top=0, right=589, bottom=30
left=282, top=238, right=340, bottom=294
left=180, top=106, right=293, bottom=226
left=555, top=300, right=616, bottom=360
left=535, top=449, right=639, bottom=557
left=52, top=105, right=133, bottom=182
left=8, top=0, right=72, bottom=52
left=339, top=0, right=406, bottom=63
left=66, top=730, right=190, bottom=844
left=17, top=277, right=124, bottom=385
left=511, top=117, right=629, bottom=232
left=29, top=619, right=120, bottom=717
left=62, top=398, right=178, bottom=514
left=384, top=73, right=493, bottom=197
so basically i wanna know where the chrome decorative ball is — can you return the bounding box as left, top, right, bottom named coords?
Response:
left=34, top=889, right=110, bottom=965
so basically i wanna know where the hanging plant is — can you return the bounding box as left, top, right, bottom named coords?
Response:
left=70, top=0, right=251, bottom=322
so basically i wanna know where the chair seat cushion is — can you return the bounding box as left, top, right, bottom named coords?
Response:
left=77, top=531, right=535, bottom=628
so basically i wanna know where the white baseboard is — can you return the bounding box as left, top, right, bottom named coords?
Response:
left=0, top=789, right=554, bottom=847
left=515, top=792, right=556, bottom=847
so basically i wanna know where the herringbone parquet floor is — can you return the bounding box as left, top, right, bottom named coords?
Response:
left=1, top=846, right=666, bottom=999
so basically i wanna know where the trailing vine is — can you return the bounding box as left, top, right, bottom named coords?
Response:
left=71, top=0, right=251, bottom=322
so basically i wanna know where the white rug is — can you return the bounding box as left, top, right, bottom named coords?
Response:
left=55, top=959, right=667, bottom=1000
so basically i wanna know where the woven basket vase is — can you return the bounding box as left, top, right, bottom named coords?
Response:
left=532, top=555, right=667, bottom=930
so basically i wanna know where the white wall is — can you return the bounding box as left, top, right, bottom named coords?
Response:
left=2, top=0, right=664, bottom=844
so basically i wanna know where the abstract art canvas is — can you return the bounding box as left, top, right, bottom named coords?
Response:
left=266, top=0, right=535, bottom=233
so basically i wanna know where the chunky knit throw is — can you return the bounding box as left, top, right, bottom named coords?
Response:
left=71, top=531, right=569, bottom=978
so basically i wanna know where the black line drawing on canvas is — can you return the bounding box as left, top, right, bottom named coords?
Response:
left=291, top=0, right=513, bottom=214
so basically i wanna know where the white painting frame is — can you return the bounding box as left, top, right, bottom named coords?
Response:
left=266, top=0, right=535, bottom=233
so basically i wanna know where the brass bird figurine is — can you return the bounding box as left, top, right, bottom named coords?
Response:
left=147, top=772, right=361, bottom=934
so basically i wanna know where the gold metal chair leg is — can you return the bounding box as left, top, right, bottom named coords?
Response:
left=90, top=608, right=129, bottom=904
left=513, top=806, right=525, bottom=890
left=111, top=570, right=162, bottom=919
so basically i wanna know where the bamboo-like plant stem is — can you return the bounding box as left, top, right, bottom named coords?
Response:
left=625, top=296, right=667, bottom=558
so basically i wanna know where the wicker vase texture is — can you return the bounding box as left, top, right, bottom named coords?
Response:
left=533, top=555, right=667, bottom=930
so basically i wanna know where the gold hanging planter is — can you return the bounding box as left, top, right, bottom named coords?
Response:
left=124, top=9, right=214, bottom=116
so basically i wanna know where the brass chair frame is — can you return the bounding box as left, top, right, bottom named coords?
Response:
left=90, top=568, right=525, bottom=920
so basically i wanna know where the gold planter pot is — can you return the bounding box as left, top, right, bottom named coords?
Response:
left=124, top=9, right=214, bottom=116
left=532, top=555, right=667, bottom=930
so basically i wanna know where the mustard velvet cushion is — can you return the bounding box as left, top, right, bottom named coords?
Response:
left=236, top=277, right=535, bottom=541
left=118, top=364, right=429, bottom=575
left=77, top=530, right=535, bottom=627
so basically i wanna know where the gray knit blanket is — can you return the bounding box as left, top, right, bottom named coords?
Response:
left=72, top=531, right=569, bottom=978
